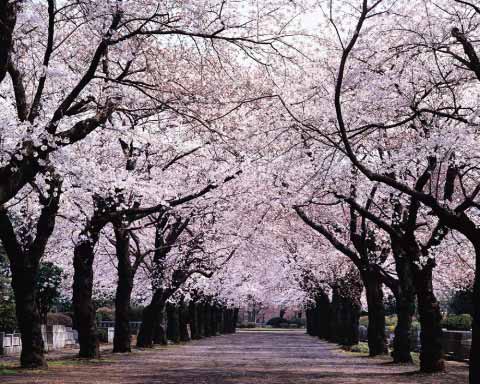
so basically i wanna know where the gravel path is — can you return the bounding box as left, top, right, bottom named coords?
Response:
left=1, top=330, right=468, bottom=383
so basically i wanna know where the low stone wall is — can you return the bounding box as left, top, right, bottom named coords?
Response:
left=358, top=326, right=471, bottom=362
left=441, top=330, right=471, bottom=361
left=0, top=332, right=22, bottom=355
left=0, top=325, right=78, bottom=356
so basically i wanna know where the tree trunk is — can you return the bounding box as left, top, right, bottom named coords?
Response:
left=11, top=263, right=47, bottom=368
left=312, top=298, right=320, bottom=337
left=414, top=266, right=445, bottom=372
left=222, top=307, right=231, bottom=334
left=211, top=304, right=218, bottom=336
left=166, top=303, right=180, bottom=343
left=317, top=290, right=331, bottom=340
left=137, top=292, right=165, bottom=348
left=233, top=308, right=239, bottom=333
left=362, top=271, right=388, bottom=356
left=469, top=242, right=480, bottom=384
left=198, top=302, right=206, bottom=336
left=72, top=241, right=100, bottom=358
left=153, top=307, right=167, bottom=345
left=217, top=305, right=225, bottom=334
left=113, top=226, right=133, bottom=353
left=306, top=306, right=313, bottom=336
left=391, top=255, right=415, bottom=364
left=179, top=301, right=190, bottom=342
left=189, top=301, right=201, bottom=339
left=329, top=287, right=340, bottom=343
left=341, top=294, right=361, bottom=346
left=204, top=302, right=213, bottom=337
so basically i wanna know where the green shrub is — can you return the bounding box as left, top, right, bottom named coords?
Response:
left=441, top=314, right=472, bottom=331
left=448, top=287, right=473, bottom=315
left=0, top=302, right=17, bottom=333
left=96, top=307, right=115, bottom=322
left=47, top=312, right=73, bottom=327
left=97, top=328, right=108, bottom=342
left=266, top=317, right=284, bottom=327
left=289, top=318, right=306, bottom=327
left=238, top=322, right=256, bottom=328
left=346, top=342, right=369, bottom=354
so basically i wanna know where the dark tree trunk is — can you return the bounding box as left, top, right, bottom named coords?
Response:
left=179, top=301, right=190, bottom=342
left=204, top=302, right=213, bottom=337
left=11, top=263, right=47, bottom=368
left=113, top=226, right=133, bottom=353
left=330, top=284, right=360, bottom=347
left=189, top=301, right=201, bottom=339
left=414, top=266, right=445, bottom=373
left=328, top=287, right=340, bottom=343
left=211, top=305, right=218, bottom=336
left=72, top=239, right=100, bottom=358
left=306, top=306, right=314, bottom=336
left=391, top=254, right=415, bottom=364
left=317, top=291, right=331, bottom=340
left=233, top=308, right=239, bottom=333
left=137, top=292, right=165, bottom=348
left=312, top=298, right=320, bottom=337
left=166, top=303, right=180, bottom=343
left=223, top=308, right=236, bottom=334
left=0, top=178, right=61, bottom=368
left=341, top=294, right=361, bottom=346
left=217, top=305, right=225, bottom=334
left=469, top=242, right=480, bottom=384
left=198, top=302, right=206, bottom=336
left=153, top=307, right=167, bottom=345
left=222, top=307, right=230, bottom=334
left=362, top=271, right=388, bottom=356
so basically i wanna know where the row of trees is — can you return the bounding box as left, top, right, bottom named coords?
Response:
left=1, top=1, right=479, bottom=383
left=0, top=0, right=299, bottom=369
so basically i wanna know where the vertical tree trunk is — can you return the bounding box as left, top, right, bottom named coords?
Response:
left=113, top=226, right=133, bottom=353
left=153, top=307, right=168, bottom=345
left=204, top=302, right=213, bottom=337
left=312, top=297, right=321, bottom=337
left=179, top=301, right=190, bottom=342
left=391, top=256, right=415, bottom=363
left=306, top=306, right=313, bottom=336
left=217, top=305, right=225, bottom=334
left=11, top=263, right=47, bottom=368
left=362, top=271, right=388, bottom=356
left=198, top=302, right=206, bottom=336
left=73, top=241, right=100, bottom=358
left=317, top=290, right=331, bottom=340
left=189, top=301, right=201, bottom=339
left=137, top=292, right=165, bottom=348
left=166, top=303, right=180, bottom=343
left=211, top=304, right=218, bottom=336
left=233, top=308, right=239, bottom=333
left=328, top=287, right=340, bottom=343
left=414, top=266, right=445, bottom=372
left=469, top=242, right=480, bottom=384
left=222, top=307, right=231, bottom=334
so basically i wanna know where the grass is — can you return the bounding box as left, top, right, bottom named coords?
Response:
left=0, top=368, right=18, bottom=376
left=342, top=342, right=421, bottom=366
left=0, top=362, right=18, bottom=375
left=342, top=342, right=370, bottom=355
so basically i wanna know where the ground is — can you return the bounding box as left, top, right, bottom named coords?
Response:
left=0, top=330, right=469, bottom=383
